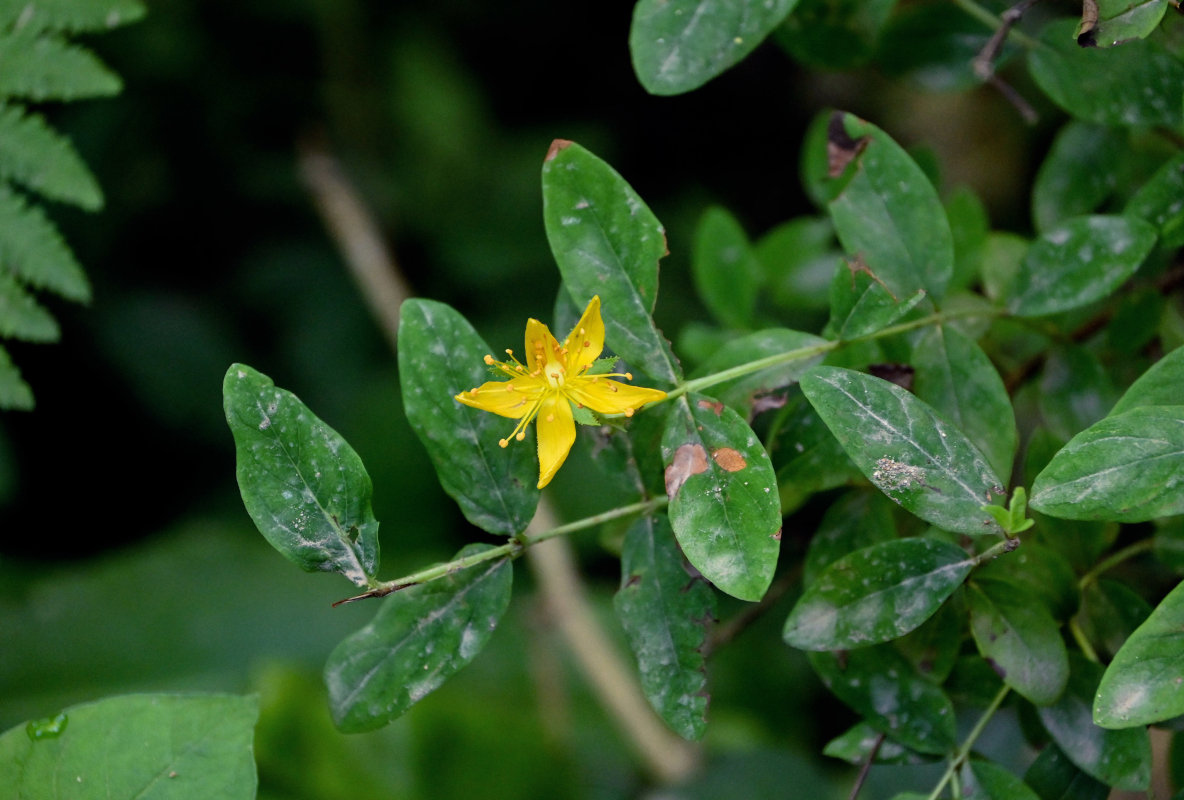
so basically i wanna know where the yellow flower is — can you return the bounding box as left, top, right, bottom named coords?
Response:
left=455, top=296, right=667, bottom=489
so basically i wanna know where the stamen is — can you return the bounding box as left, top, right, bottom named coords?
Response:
left=545, top=413, right=555, bottom=422
left=608, top=384, right=618, bottom=392
left=625, top=408, right=635, bottom=417
left=505, top=384, right=515, bottom=391
left=516, top=432, right=526, bottom=441
left=499, top=439, right=509, bottom=448
left=625, top=372, right=633, bottom=380
left=484, top=354, right=495, bottom=365
left=470, top=387, right=479, bottom=394
left=583, top=340, right=590, bottom=348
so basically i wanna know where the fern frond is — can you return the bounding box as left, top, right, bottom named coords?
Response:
left=0, top=29, right=120, bottom=100
left=0, top=0, right=146, bottom=33
left=0, top=272, right=59, bottom=341
left=0, top=103, right=102, bottom=209
left=0, top=343, right=33, bottom=410
left=0, top=185, right=90, bottom=302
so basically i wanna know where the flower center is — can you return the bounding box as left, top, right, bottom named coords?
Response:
left=543, top=359, right=566, bottom=390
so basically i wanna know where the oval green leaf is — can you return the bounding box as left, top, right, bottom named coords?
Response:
left=1126, top=152, right=1184, bottom=250
left=1111, top=344, right=1184, bottom=415
left=967, top=580, right=1069, bottom=706
left=692, top=206, right=761, bottom=329
left=541, top=140, right=681, bottom=384
left=614, top=514, right=717, bottom=741
left=0, top=694, right=259, bottom=799
left=325, top=544, right=513, bottom=733
left=1024, top=743, right=1110, bottom=800
left=1030, top=405, right=1184, bottom=522
left=1007, top=215, right=1157, bottom=317
left=1038, top=654, right=1151, bottom=790
left=911, top=324, right=1017, bottom=481
left=803, top=489, right=897, bottom=587
left=800, top=366, right=1005, bottom=535
left=662, top=394, right=782, bottom=601
left=397, top=299, right=539, bottom=536
left=809, top=646, right=956, bottom=754
left=1032, top=122, right=1126, bottom=233
left=629, top=0, right=798, bottom=95
left=963, top=759, right=1042, bottom=800
left=1028, top=19, right=1184, bottom=127
left=1095, top=579, right=1184, bottom=728
left=224, top=363, right=380, bottom=587
left=825, top=112, right=954, bottom=302
left=785, top=538, right=971, bottom=651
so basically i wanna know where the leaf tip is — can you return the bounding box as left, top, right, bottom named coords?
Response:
left=545, top=139, right=574, bottom=162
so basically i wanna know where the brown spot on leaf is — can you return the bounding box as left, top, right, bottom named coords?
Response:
left=712, top=447, right=747, bottom=472
left=1077, top=0, right=1099, bottom=46
left=697, top=399, right=725, bottom=416
left=665, top=443, right=708, bottom=498
left=845, top=254, right=897, bottom=300
left=827, top=112, right=869, bottom=177
left=545, top=139, right=574, bottom=162
left=771, top=528, right=782, bottom=541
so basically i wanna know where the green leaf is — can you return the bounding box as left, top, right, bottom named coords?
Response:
left=823, top=722, right=933, bottom=765
left=541, top=140, right=681, bottom=384
left=223, top=364, right=381, bottom=586
left=772, top=391, right=862, bottom=511
left=691, top=206, right=761, bottom=329
left=1076, top=579, right=1151, bottom=661
left=0, top=0, right=146, bottom=32
left=1031, top=122, right=1125, bottom=233
left=0, top=184, right=89, bottom=301
left=1037, top=344, right=1118, bottom=442
left=776, top=0, right=896, bottom=70
left=614, top=514, right=717, bottom=741
left=0, top=271, right=58, bottom=341
left=895, top=600, right=961, bottom=683
left=1038, top=654, right=1151, bottom=790
left=964, top=759, right=1042, bottom=800
left=1111, top=344, right=1184, bottom=415
left=1078, top=0, right=1170, bottom=47
left=966, top=580, right=1069, bottom=705
left=754, top=216, right=837, bottom=314
left=1126, top=152, right=1184, bottom=250
left=1094, top=578, right=1184, bottom=728
left=826, top=259, right=927, bottom=340
left=662, top=394, right=782, bottom=601
left=1028, top=19, right=1184, bottom=127
left=1024, top=742, right=1110, bottom=800
left=325, top=544, right=513, bottom=733
left=947, top=185, right=989, bottom=292
left=803, top=488, right=897, bottom=587
left=975, top=542, right=1080, bottom=622
left=1030, top=405, right=1184, bottom=522
left=1007, top=215, right=1156, bottom=318
left=629, top=0, right=798, bottom=95
left=0, top=693, right=259, bottom=799
left=0, top=343, right=32, bottom=410
left=910, top=324, right=1017, bottom=480
left=785, top=538, right=971, bottom=650
left=824, top=112, right=955, bottom=302
left=877, top=2, right=1000, bottom=91
left=0, top=31, right=121, bottom=100
left=397, top=299, right=539, bottom=536
left=0, top=103, right=101, bottom=209
left=688, top=328, right=829, bottom=416
left=809, top=645, right=956, bottom=754
left=800, top=366, right=1005, bottom=534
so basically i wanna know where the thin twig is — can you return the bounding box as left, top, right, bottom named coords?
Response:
left=525, top=502, right=700, bottom=784
left=297, top=139, right=411, bottom=351
left=847, top=732, right=885, bottom=800
left=969, top=0, right=1043, bottom=123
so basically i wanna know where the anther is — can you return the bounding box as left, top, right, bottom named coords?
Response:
left=516, top=432, right=526, bottom=441
left=583, top=340, right=590, bottom=348
left=505, top=349, right=514, bottom=356
left=625, top=372, right=633, bottom=380
left=505, top=384, right=515, bottom=391
left=546, top=414, right=554, bottom=422
left=608, top=384, right=618, bottom=392
left=499, top=439, right=509, bottom=448
left=484, top=354, right=495, bottom=365
left=625, top=408, right=635, bottom=417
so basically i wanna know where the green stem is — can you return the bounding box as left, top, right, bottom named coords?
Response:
left=925, top=685, right=1011, bottom=800
left=1079, top=538, right=1154, bottom=590
left=973, top=534, right=1021, bottom=566
left=666, top=308, right=1001, bottom=402
left=1070, top=617, right=1101, bottom=663
left=369, top=495, right=669, bottom=594
left=950, top=0, right=1040, bottom=48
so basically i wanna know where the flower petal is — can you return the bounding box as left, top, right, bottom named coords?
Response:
left=565, top=295, right=605, bottom=374
left=525, top=318, right=563, bottom=374
left=455, top=377, right=544, bottom=419
left=536, top=393, right=576, bottom=488
left=567, top=378, right=667, bottom=416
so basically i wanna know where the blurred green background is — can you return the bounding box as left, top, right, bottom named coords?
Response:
left=0, top=1, right=1042, bottom=797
